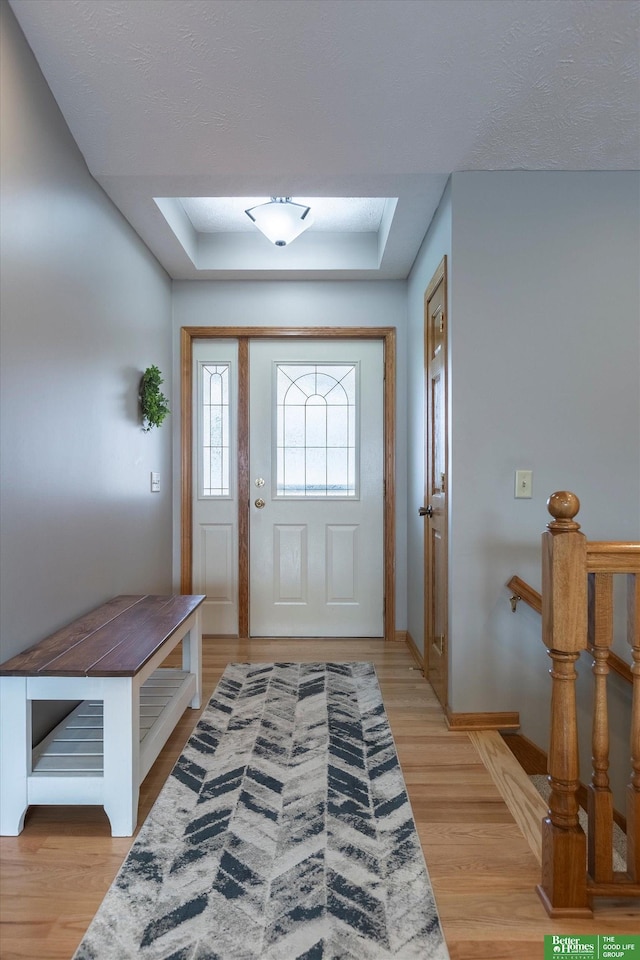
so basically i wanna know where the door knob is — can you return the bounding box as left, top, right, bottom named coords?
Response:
left=419, top=505, right=433, bottom=517
left=255, top=498, right=266, bottom=509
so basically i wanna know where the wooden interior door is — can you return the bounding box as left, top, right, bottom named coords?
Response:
left=423, top=258, right=448, bottom=708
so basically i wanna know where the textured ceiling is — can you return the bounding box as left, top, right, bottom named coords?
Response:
left=8, top=0, right=640, bottom=279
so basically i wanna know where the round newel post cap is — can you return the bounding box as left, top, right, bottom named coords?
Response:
left=547, top=491, right=581, bottom=532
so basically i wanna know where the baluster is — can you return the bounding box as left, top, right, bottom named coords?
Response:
left=628, top=572, right=640, bottom=881
left=587, top=572, right=614, bottom=882
left=537, top=491, right=591, bottom=916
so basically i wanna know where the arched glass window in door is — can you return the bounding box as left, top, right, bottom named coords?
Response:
left=276, top=363, right=357, bottom=497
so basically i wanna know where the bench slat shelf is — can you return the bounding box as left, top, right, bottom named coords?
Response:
left=0, top=595, right=204, bottom=836
left=31, top=668, right=191, bottom=773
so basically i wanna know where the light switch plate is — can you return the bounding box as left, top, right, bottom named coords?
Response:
left=151, top=472, right=160, bottom=493
left=515, top=469, right=532, bottom=499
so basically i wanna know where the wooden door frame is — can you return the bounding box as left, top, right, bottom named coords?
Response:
left=180, top=326, right=396, bottom=641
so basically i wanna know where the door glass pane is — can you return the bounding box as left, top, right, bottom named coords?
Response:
left=276, top=363, right=357, bottom=497
left=201, top=363, right=230, bottom=496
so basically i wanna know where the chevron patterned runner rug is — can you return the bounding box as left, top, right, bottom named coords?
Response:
left=73, top=661, right=449, bottom=960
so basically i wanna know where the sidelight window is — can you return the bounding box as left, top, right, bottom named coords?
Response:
left=200, top=362, right=231, bottom=497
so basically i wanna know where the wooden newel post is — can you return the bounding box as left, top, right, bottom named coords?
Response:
left=537, top=491, right=592, bottom=917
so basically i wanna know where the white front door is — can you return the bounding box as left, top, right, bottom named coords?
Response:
left=191, top=336, right=385, bottom=638
left=249, top=339, right=384, bottom=637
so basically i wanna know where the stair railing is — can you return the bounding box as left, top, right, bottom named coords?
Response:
left=507, top=577, right=632, bottom=685
left=509, top=490, right=639, bottom=916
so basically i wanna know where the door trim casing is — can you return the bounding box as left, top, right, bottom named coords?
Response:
left=180, top=326, right=396, bottom=641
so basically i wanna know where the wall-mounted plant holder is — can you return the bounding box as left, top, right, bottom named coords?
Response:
left=139, top=365, right=170, bottom=432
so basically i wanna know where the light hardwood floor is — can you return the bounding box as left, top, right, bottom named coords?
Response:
left=1, top=638, right=638, bottom=960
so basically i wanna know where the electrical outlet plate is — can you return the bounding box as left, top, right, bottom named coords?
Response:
left=515, top=469, right=532, bottom=499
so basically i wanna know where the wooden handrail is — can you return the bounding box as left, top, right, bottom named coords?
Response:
left=535, top=490, right=640, bottom=917
left=587, top=542, right=640, bottom=573
left=507, top=575, right=542, bottom=614
left=506, top=575, right=632, bottom=685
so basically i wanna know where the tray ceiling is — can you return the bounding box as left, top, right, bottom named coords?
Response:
left=8, top=0, right=639, bottom=280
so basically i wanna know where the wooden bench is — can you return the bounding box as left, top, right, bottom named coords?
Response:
left=0, top=594, right=204, bottom=837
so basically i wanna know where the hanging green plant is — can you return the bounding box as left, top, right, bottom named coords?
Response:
left=139, top=365, right=170, bottom=431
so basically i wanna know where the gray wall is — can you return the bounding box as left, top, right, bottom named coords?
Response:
left=171, top=280, right=408, bottom=623
left=406, top=170, right=639, bottom=805
left=0, top=1, right=174, bottom=740
left=449, top=170, right=639, bottom=715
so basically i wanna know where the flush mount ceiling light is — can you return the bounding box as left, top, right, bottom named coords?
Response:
left=244, top=197, right=313, bottom=246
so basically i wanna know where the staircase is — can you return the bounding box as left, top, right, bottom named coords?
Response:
left=470, top=731, right=627, bottom=873
left=500, top=490, right=639, bottom=916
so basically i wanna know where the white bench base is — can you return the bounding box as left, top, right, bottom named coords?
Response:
left=28, top=667, right=194, bottom=795
left=0, top=608, right=201, bottom=837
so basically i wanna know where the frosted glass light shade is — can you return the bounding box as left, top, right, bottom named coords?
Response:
left=245, top=197, right=313, bottom=246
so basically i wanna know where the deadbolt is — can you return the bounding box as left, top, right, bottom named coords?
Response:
left=255, top=497, right=266, bottom=509
left=255, top=477, right=265, bottom=487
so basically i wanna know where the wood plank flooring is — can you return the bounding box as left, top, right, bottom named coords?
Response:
left=1, top=638, right=638, bottom=960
